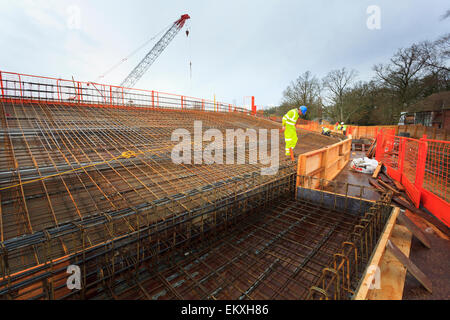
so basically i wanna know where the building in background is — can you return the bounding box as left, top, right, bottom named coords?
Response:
left=400, top=91, right=450, bottom=129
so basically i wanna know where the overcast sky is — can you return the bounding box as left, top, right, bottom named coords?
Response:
left=0, top=0, right=449, bottom=108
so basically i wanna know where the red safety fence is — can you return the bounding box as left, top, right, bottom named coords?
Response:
left=376, top=131, right=450, bottom=227
left=0, top=70, right=250, bottom=113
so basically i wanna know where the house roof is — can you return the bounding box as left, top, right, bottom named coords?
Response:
left=409, top=91, right=450, bottom=112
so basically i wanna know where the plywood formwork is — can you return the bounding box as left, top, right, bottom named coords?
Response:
left=296, top=139, right=352, bottom=189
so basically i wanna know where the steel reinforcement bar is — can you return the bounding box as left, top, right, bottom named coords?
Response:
left=0, top=169, right=297, bottom=299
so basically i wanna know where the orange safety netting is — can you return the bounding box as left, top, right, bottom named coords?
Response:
left=376, top=131, right=449, bottom=227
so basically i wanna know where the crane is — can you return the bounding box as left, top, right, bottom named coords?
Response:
left=120, top=14, right=190, bottom=88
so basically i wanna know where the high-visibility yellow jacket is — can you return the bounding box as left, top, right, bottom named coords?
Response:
left=282, top=109, right=300, bottom=156
left=282, top=109, right=299, bottom=127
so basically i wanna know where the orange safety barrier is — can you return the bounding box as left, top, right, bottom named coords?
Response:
left=398, top=124, right=450, bottom=141
left=348, top=125, right=398, bottom=139
left=296, top=120, right=332, bottom=133
left=296, top=120, right=348, bottom=136
left=286, top=118, right=399, bottom=139
left=376, top=131, right=450, bottom=227
left=266, top=117, right=450, bottom=141
left=0, top=70, right=249, bottom=114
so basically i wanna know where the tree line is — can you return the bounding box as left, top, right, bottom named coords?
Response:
left=264, top=32, right=450, bottom=125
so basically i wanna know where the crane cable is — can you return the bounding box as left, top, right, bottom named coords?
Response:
left=96, top=21, right=174, bottom=81
left=185, top=20, right=192, bottom=91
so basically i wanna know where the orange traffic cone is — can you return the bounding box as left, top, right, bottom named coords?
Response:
left=289, top=148, right=295, bottom=162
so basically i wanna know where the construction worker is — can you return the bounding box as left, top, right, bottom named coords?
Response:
left=281, top=105, right=307, bottom=159
left=341, top=122, right=347, bottom=136
left=335, top=122, right=339, bottom=131
left=321, top=127, right=331, bottom=136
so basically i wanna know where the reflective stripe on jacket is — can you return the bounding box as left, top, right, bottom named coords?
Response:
left=282, top=109, right=299, bottom=127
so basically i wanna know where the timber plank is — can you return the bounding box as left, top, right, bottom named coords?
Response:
left=354, top=207, right=400, bottom=300
left=387, top=240, right=433, bottom=293
left=367, top=224, right=412, bottom=300
left=372, top=162, right=383, bottom=178
left=397, top=211, right=431, bottom=248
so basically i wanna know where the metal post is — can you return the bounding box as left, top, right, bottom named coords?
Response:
left=414, top=135, right=428, bottom=208
left=19, top=74, right=23, bottom=100
left=152, top=91, right=154, bottom=109
left=0, top=71, right=4, bottom=98
left=251, top=96, right=256, bottom=116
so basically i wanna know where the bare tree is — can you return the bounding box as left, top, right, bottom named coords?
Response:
left=269, top=33, right=449, bottom=125
left=418, top=34, right=450, bottom=74
left=435, top=33, right=450, bottom=59
left=322, top=67, right=358, bottom=122
left=373, top=44, right=428, bottom=108
left=282, top=71, right=322, bottom=119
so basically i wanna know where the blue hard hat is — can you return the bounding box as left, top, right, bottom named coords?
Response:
left=299, top=106, right=307, bottom=114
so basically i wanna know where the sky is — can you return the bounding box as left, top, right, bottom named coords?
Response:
left=0, top=0, right=449, bottom=109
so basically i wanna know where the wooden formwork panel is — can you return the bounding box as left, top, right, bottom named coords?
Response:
left=296, top=139, right=352, bottom=189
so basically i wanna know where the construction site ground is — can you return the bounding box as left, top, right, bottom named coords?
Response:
left=332, top=150, right=450, bottom=300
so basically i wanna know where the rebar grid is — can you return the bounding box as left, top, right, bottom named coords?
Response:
left=0, top=170, right=297, bottom=299
left=77, top=177, right=392, bottom=301
left=0, top=170, right=393, bottom=300
left=109, top=199, right=359, bottom=300
left=0, top=96, right=343, bottom=300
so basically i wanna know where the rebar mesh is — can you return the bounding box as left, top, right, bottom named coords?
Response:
left=0, top=96, right=343, bottom=299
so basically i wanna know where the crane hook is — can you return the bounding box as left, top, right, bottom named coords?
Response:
left=186, top=29, right=189, bottom=37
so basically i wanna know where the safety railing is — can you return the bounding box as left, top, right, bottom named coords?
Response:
left=0, top=70, right=250, bottom=114
left=376, top=131, right=449, bottom=227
